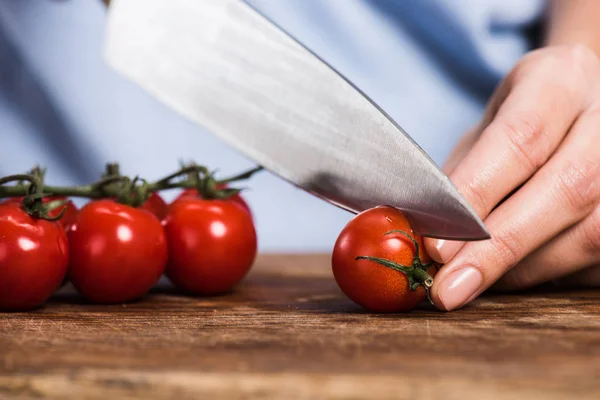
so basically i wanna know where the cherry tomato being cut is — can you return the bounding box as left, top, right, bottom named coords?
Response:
left=68, top=200, right=167, bottom=304
left=332, top=206, right=438, bottom=313
left=164, top=197, right=257, bottom=295
left=2, top=196, right=78, bottom=232
left=0, top=203, right=69, bottom=311
left=175, top=184, right=251, bottom=216
left=140, top=192, right=168, bottom=221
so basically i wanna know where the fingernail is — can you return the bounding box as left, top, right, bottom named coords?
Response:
left=437, top=266, right=483, bottom=311
left=430, top=239, right=464, bottom=263
left=425, top=239, right=444, bottom=263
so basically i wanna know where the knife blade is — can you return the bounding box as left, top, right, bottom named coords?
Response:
left=103, top=0, right=490, bottom=240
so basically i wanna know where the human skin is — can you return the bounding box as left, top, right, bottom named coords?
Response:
left=424, top=0, right=600, bottom=311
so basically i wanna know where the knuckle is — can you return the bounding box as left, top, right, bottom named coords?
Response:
left=499, top=112, right=550, bottom=171
left=582, top=206, right=600, bottom=253
left=556, top=159, right=600, bottom=212
left=513, top=48, right=546, bottom=72
left=498, top=268, right=537, bottom=291
left=565, top=45, right=600, bottom=92
left=508, top=52, right=546, bottom=84
left=460, top=177, right=492, bottom=216
left=489, top=228, right=523, bottom=270
left=552, top=45, right=598, bottom=73
left=517, top=48, right=564, bottom=75
left=582, top=104, right=600, bottom=120
left=517, top=45, right=599, bottom=93
left=566, top=44, right=599, bottom=73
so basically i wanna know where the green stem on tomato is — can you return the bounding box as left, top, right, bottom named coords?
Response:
left=355, top=256, right=433, bottom=290
left=176, top=164, right=262, bottom=200
left=0, top=174, right=69, bottom=220
left=153, top=164, right=209, bottom=186
left=103, top=162, right=121, bottom=178
left=382, top=229, right=423, bottom=267
left=355, top=228, right=436, bottom=304
left=37, top=198, right=69, bottom=222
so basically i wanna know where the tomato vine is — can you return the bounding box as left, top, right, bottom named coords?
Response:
left=0, top=163, right=263, bottom=220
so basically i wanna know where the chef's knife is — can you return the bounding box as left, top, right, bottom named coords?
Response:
left=103, top=0, right=490, bottom=240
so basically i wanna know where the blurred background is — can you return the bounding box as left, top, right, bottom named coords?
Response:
left=0, top=0, right=544, bottom=252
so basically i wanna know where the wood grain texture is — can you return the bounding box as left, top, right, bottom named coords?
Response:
left=1, top=254, right=599, bottom=400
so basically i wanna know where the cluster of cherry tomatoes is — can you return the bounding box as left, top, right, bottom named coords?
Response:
left=1, top=163, right=439, bottom=314
left=0, top=173, right=257, bottom=312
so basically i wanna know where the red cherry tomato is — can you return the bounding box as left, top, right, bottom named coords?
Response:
left=175, top=184, right=251, bottom=215
left=164, top=197, right=257, bottom=295
left=0, top=203, right=69, bottom=311
left=140, top=192, right=168, bottom=221
left=332, top=206, right=438, bottom=313
left=2, top=196, right=78, bottom=232
left=68, top=200, right=167, bottom=304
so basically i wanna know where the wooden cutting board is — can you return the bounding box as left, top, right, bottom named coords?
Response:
left=1, top=254, right=599, bottom=400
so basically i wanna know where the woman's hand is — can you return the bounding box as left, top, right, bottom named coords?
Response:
left=424, top=45, right=600, bottom=311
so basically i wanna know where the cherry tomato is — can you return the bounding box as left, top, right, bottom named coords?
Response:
left=0, top=203, right=69, bottom=311
left=164, top=197, right=257, bottom=295
left=68, top=200, right=167, bottom=304
left=332, top=206, right=438, bottom=313
left=140, top=192, right=168, bottom=221
left=174, top=184, right=251, bottom=215
left=2, top=196, right=78, bottom=232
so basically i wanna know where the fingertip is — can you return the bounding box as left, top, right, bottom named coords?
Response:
left=424, top=238, right=444, bottom=263
left=424, top=238, right=464, bottom=263
left=428, top=284, right=449, bottom=311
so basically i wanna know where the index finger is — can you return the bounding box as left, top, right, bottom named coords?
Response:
left=426, top=47, right=593, bottom=263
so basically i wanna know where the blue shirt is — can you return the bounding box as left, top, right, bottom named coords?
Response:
left=0, top=0, right=545, bottom=251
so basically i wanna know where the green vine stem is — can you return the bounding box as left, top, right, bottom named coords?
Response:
left=153, top=164, right=209, bottom=187
left=0, top=174, right=67, bottom=220
left=355, top=229, right=436, bottom=304
left=0, top=164, right=264, bottom=207
left=0, top=174, right=43, bottom=196
left=175, top=164, right=263, bottom=200
left=217, top=166, right=263, bottom=184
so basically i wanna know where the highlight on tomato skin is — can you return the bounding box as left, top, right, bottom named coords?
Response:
left=331, top=206, right=438, bottom=313
left=0, top=203, right=69, bottom=312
